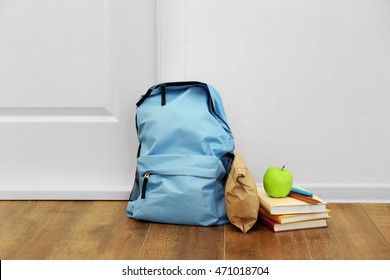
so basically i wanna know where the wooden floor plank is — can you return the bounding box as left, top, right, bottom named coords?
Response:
left=138, top=223, right=224, bottom=260
left=305, top=204, right=390, bottom=260
left=226, top=203, right=390, bottom=260
left=0, top=201, right=26, bottom=224
left=0, top=201, right=389, bottom=260
left=0, top=201, right=40, bottom=259
left=225, top=222, right=312, bottom=259
left=51, top=201, right=149, bottom=260
left=361, top=203, right=390, bottom=244
left=0, top=201, right=91, bottom=259
left=0, top=201, right=93, bottom=259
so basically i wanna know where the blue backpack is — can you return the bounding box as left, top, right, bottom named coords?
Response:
left=127, top=81, right=235, bottom=226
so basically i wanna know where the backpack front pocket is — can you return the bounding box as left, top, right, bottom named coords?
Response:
left=127, top=154, right=229, bottom=226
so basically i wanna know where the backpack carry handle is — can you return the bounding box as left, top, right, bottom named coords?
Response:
left=136, top=81, right=205, bottom=107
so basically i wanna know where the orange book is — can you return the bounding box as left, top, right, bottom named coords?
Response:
left=259, top=215, right=328, bottom=232
left=259, top=207, right=330, bottom=224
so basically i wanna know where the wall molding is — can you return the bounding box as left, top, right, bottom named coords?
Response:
left=1, top=183, right=389, bottom=202
left=0, top=2, right=118, bottom=123
left=294, top=183, right=390, bottom=203
left=0, top=107, right=118, bottom=123
left=0, top=185, right=130, bottom=200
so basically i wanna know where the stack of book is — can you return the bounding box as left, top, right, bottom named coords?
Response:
left=258, top=187, right=330, bottom=232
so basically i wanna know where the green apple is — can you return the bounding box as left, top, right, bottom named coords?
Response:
left=263, top=165, right=293, bottom=198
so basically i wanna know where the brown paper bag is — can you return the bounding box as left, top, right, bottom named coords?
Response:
left=225, top=154, right=260, bottom=233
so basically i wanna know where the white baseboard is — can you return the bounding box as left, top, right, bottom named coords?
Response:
left=258, top=183, right=390, bottom=203
left=1, top=183, right=389, bottom=202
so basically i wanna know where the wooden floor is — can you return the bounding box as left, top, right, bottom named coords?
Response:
left=0, top=201, right=389, bottom=260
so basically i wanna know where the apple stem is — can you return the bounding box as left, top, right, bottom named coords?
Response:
left=281, top=165, right=285, bottom=171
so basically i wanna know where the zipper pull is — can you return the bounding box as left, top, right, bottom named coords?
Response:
left=141, top=172, right=150, bottom=199
left=161, top=84, right=166, bottom=106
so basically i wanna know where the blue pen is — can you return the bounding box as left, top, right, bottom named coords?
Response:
left=290, top=186, right=313, bottom=197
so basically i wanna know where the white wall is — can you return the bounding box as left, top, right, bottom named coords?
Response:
left=158, top=0, right=390, bottom=202
left=1, top=0, right=389, bottom=202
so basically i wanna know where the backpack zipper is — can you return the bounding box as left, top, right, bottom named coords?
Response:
left=161, top=84, right=166, bottom=106
left=141, top=172, right=150, bottom=199
left=136, top=81, right=202, bottom=107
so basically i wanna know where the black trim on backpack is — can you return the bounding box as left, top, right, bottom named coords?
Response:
left=161, top=84, right=166, bottom=106
left=128, top=169, right=139, bottom=201
left=208, top=94, right=231, bottom=130
left=136, top=81, right=230, bottom=130
left=136, top=85, right=156, bottom=107
left=136, top=81, right=203, bottom=107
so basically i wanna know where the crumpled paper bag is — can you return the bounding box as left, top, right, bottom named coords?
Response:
left=225, top=154, right=260, bottom=233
